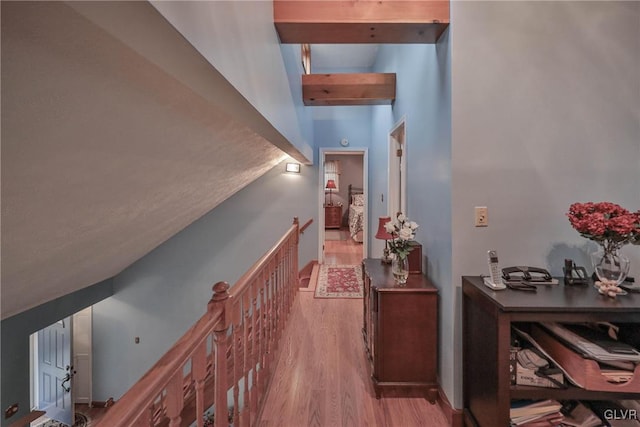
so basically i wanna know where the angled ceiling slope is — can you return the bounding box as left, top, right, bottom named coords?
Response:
left=1, top=2, right=307, bottom=319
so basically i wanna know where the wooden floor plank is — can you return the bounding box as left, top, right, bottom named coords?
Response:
left=87, top=233, right=448, bottom=426
left=259, top=234, right=448, bottom=426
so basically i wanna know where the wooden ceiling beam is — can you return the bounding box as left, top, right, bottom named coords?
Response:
left=274, top=1, right=449, bottom=44
left=302, top=73, right=396, bottom=106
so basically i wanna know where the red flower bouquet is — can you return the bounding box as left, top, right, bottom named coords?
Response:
left=567, top=202, right=640, bottom=252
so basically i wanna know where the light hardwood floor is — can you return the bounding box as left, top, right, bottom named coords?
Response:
left=86, top=230, right=448, bottom=426
left=258, top=229, right=448, bottom=426
left=323, top=228, right=364, bottom=265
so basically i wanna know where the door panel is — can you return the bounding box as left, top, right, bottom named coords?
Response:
left=73, top=307, right=92, bottom=404
left=38, top=317, right=73, bottom=426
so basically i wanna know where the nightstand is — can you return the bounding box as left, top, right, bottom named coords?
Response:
left=324, top=205, right=342, bottom=229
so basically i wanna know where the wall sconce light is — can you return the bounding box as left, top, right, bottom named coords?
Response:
left=285, top=163, right=301, bottom=173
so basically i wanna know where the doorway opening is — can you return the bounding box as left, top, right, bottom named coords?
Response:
left=30, top=306, right=93, bottom=426
left=388, top=117, right=407, bottom=218
left=319, top=148, right=368, bottom=266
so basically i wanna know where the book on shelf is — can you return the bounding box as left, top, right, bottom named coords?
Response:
left=511, top=327, right=569, bottom=388
left=515, top=362, right=564, bottom=389
left=539, top=322, right=640, bottom=365
left=619, top=400, right=640, bottom=413
left=510, top=346, right=519, bottom=384
left=560, top=401, right=603, bottom=427
left=511, top=411, right=564, bottom=427
left=586, top=400, right=640, bottom=427
left=510, top=399, right=563, bottom=426
left=531, top=324, right=640, bottom=392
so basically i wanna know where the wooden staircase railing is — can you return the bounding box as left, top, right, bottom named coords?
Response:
left=299, top=218, right=313, bottom=234
left=95, top=218, right=301, bottom=427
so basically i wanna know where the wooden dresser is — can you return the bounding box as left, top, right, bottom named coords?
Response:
left=324, top=204, right=342, bottom=229
left=361, top=258, right=439, bottom=400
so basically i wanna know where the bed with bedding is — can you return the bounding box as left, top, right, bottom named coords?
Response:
left=348, top=184, right=364, bottom=243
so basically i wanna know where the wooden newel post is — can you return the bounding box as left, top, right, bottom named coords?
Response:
left=210, top=281, right=230, bottom=427
left=208, top=281, right=230, bottom=313
left=293, top=217, right=300, bottom=244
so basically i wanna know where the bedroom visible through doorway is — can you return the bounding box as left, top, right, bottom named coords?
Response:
left=319, top=149, right=368, bottom=265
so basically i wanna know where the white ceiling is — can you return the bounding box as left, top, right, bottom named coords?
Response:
left=1, top=2, right=305, bottom=319
left=2, top=3, right=373, bottom=320
left=311, top=44, right=380, bottom=70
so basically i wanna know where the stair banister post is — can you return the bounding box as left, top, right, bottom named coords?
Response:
left=293, top=217, right=299, bottom=245
left=293, top=217, right=300, bottom=289
left=210, top=281, right=231, bottom=427
left=192, top=343, right=207, bottom=427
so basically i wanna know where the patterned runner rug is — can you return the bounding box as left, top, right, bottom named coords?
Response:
left=314, top=264, right=363, bottom=299
left=36, top=413, right=90, bottom=427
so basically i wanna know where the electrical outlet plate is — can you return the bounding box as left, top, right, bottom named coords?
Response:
left=475, top=206, right=488, bottom=227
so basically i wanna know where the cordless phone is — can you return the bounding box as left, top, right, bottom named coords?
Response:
left=484, top=250, right=506, bottom=290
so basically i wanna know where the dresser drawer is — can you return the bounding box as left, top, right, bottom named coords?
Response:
left=324, top=205, right=342, bottom=228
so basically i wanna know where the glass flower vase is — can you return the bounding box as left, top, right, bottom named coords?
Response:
left=392, top=256, right=409, bottom=285
left=590, top=246, right=630, bottom=285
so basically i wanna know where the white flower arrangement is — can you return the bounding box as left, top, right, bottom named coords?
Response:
left=384, top=213, right=419, bottom=260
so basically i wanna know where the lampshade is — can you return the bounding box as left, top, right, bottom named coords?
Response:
left=375, top=216, right=393, bottom=240
left=325, top=179, right=337, bottom=190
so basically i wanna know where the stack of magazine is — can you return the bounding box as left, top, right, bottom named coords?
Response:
left=510, top=399, right=563, bottom=426
left=511, top=400, right=640, bottom=426
left=560, top=401, right=602, bottom=427
left=539, top=322, right=640, bottom=382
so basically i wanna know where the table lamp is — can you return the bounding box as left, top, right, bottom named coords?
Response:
left=325, top=179, right=337, bottom=205
left=375, top=216, right=393, bottom=264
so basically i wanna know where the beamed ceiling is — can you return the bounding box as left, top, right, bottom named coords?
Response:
left=274, top=0, right=450, bottom=106
left=1, top=0, right=450, bottom=319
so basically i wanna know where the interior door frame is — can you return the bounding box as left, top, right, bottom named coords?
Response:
left=388, top=117, right=407, bottom=218
left=31, top=308, right=93, bottom=418
left=72, top=307, right=93, bottom=405
left=33, top=317, right=74, bottom=425
left=318, top=147, right=369, bottom=263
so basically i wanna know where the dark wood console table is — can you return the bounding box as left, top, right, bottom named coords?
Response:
left=361, top=259, right=438, bottom=400
left=462, top=276, right=640, bottom=427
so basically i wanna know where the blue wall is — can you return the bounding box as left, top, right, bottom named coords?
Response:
left=1, top=279, right=114, bottom=426
left=368, top=104, right=394, bottom=258
left=371, top=36, right=453, bottom=400
left=92, top=160, right=318, bottom=399
left=450, top=2, right=639, bottom=407
left=313, top=106, right=373, bottom=150
left=280, top=44, right=314, bottom=162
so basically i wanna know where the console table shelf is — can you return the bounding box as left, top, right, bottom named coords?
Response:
left=362, top=259, right=438, bottom=400
left=462, top=276, right=640, bottom=427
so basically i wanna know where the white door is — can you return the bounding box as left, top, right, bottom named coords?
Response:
left=37, top=317, right=74, bottom=425
left=73, top=307, right=92, bottom=405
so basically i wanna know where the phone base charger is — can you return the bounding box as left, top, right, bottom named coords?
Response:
left=483, top=277, right=506, bottom=290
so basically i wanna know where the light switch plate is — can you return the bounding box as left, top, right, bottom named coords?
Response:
left=475, top=206, right=488, bottom=227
